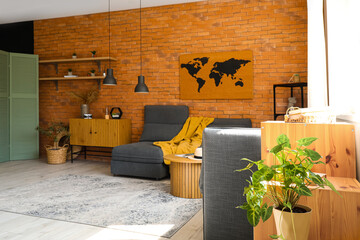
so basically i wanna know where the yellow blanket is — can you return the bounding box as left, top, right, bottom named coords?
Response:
left=154, top=117, right=214, bottom=165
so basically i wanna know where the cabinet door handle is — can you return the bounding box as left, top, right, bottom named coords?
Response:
left=94, top=132, right=97, bottom=134
left=90, top=131, right=92, bottom=134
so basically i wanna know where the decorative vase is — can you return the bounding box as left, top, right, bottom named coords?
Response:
left=81, top=104, right=89, bottom=118
left=273, top=205, right=312, bottom=240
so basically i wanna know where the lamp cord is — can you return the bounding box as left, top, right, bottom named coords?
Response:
left=108, top=0, right=111, bottom=69
left=140, top=0, right=142, bottom=76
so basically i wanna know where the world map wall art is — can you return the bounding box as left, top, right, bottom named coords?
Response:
left=179, top=50, right=253, bottom=99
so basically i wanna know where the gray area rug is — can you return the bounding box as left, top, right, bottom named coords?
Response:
left=0, top=174, right=202, bottom=238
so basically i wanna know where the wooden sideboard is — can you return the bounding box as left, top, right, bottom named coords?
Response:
left=254, top=122, right=360, bottom=240
left=69, top=118, right=131, bottom=148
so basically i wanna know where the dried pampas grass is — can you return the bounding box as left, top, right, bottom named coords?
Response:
left=69, top=87, right=99, bottom=104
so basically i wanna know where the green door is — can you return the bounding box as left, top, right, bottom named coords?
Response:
left=9, top=53, right=39, bottom=160
left=0, top=50, right=9, bottom=162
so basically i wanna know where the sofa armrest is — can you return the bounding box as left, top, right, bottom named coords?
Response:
left=201, top=127, right=261, bottom=240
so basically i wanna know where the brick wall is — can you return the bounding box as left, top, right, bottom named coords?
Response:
left=34, top=0, right=308, bottom=153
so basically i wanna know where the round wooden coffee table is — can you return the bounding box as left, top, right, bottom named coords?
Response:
left=164, top=154, right=202, bottom=199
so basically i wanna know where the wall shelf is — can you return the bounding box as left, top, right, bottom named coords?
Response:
left=39, top=76, right=105, bottom=91
left=273, top=82, right=307, bottom=120
left=39, top=76, right=105, bottom=81
left=39, top=57, right=117, bottom=91
left=39, top=57, right=117, bottom=64
left=40, top=57, right=117, bottom=73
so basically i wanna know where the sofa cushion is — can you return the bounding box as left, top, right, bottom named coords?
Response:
left=140, top=123, right=183, bottom=142
left=208, top=118, right=252, bottom=128
left=139, top=105, right=189, bottom=142
left=112, top=142, right=164, bottom=164
left=143, top=105, right=189, bottom=124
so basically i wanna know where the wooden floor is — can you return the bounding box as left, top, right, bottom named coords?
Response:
left=0, top=159, right=203, bottom=240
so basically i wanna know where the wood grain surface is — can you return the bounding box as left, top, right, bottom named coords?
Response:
left=165, top=154, right=202, bottom=199
left=261, top=122, right=356, bottom=177
left=254, top=122, right=360, bottom=240
left=69, top=119, right=131, bottom=147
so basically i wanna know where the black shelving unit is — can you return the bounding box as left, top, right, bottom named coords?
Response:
left=273, top=82, right=307, bottom=120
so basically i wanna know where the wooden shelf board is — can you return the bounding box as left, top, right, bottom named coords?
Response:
left=39, top=57, right=117, bottom=64
left=39, top=76, right=104, bottom=81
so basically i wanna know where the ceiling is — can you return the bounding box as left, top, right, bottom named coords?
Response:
left=0, top=0, right=203, bottom=24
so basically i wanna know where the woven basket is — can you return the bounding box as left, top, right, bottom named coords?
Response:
left=45, top=144, right=68, bottom=164
left=284, top=107, right=336, bottom=123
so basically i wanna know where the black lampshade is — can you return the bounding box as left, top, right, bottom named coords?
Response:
left=103, top=68, right=116, bottom=85
left=135, top=75, right=149, bottom=93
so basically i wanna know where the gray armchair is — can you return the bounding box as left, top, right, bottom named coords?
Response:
left=111, top=105, right=189, bottom=179
left=201, top=127, right=261, bottom=240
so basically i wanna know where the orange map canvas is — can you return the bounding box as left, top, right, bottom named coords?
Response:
left=180, top=50, right=253, bottom=99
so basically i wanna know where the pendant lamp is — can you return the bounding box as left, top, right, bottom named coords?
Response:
left=135, top=0, right=149, bottom=93
left=103, top=0, right=116, bottom=85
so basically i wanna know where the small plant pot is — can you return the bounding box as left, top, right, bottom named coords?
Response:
left=273, top=205, right=312, bottom=240
left=68, top=71, right=73, bottom=76
left=90, top=73, right=95, bottom=77
left=92, top=54, right=96, bottom=58
left=72, top=55, right=77, bottom=59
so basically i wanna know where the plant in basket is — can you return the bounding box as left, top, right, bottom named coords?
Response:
left=236, top=134, right=340, bottom=240
left=38, top=122, right=70, bottom=164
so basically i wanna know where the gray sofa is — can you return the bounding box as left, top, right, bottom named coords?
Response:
left=201, top=126, right=261, bottom=240
left=111, top=104, right=253, bottom=180
left=111, top=105, right=189, bottom=179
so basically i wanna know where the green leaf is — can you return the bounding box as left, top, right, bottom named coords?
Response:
left=240, top=158, right=256, bottom=163
left=262, top=205, right=273, bottom=222
left=235, top=162, right=254, bottom=172
left=283, top=202, right=292, bottom=210
left=277, top=134, right=290, bottom=148
left=247, top=207, right=261, bottom=226
left=270, top=234, right=281, bottom=239
left=304, top=149, right=322, bottom=161
left=309, top=172, right=324, bottom=186
left=312, top=160, right=325, bottom=165
left=263, top=167, right=275, bottom=181
left=297, top=137, right=318, bottom=147
left=251, top=166, right=274, bottom=183
left=291, top=176, right=303, bottom=186
left=252, top=170, right=263, bottom=183
left=324, top=178, right=342, bottom=197
left=270, top=144, right=284, bottom=154
left=238, top=202, right=250, bottom=210
left=296, top=147, right=305, bottom=155
left=298, top=185, right=312, bottom=196
left=284, top=178, right=292, bottom=188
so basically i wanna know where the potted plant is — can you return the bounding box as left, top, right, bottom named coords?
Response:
left=38, top=122, right=70, bottom=164
left=69, top=86, right=99, bottom=118
left=68, top=68, right=73, bottom=76
left=237, top=134, right=340, bottom=240
left=72, top=53, right=77, bottom=59
left=90, top=50, right=96, bottom=57
left=90, top=69, right=96, bottom=76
